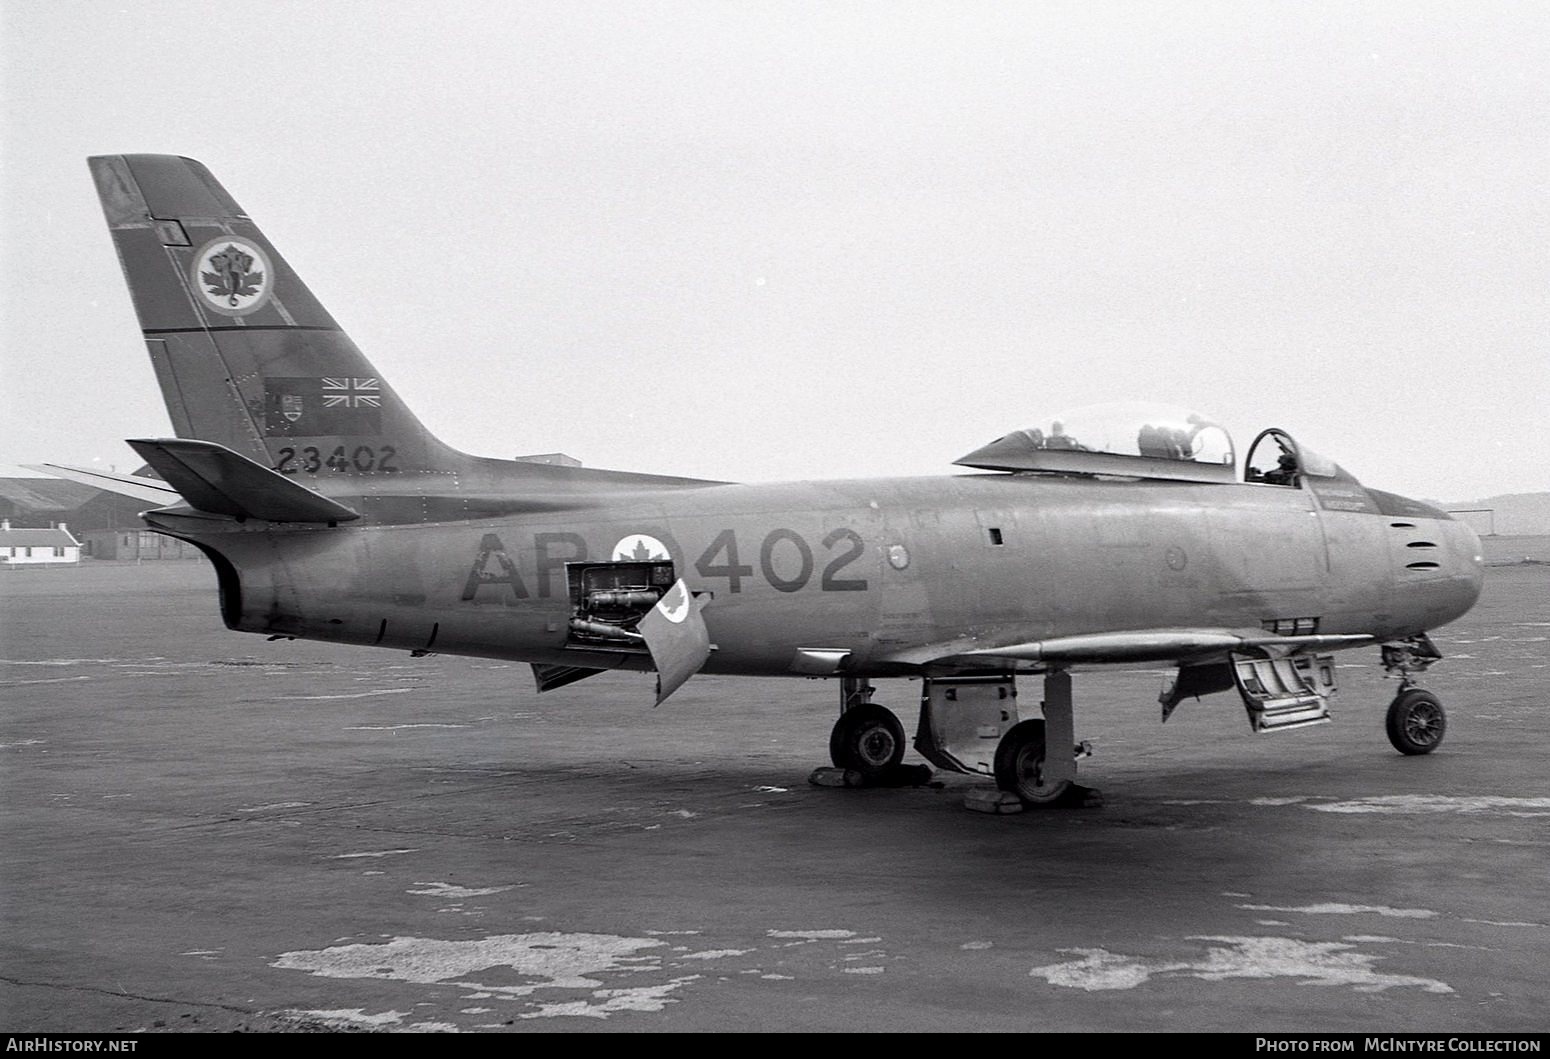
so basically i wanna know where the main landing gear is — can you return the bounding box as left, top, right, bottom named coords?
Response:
left=828, top=698, right=905, bottom=780
left=812, top=672, right=1098, bottom=811
left=993, top=719, right=1074, bottom=806
left=1381, top=634, right=1447, bottom=756
left=969, top=669, right=1099, bottom=813
left=814, top=678, right=930, bottom=788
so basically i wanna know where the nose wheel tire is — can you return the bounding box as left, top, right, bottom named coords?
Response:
left=829, top=703, right=907, bottom=779
left=993, top=719, right=1074, bottom=806
left=1386, top=688, right=1447, bottom=755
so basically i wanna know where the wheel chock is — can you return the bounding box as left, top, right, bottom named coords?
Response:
left=1068, top=783, right=1104, bottom=807
left=808, top=764, right=935, bottom=789
left=964, top=789, right=1026, bottom=814
left=964, top=784, right=1105, bottom=813
left=808, top=767, right=864, bottom=788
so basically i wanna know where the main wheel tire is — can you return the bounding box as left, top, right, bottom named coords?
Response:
left=1386, top=688, right=1446, bottom=755
left=993, top=719, right=1073, bottom=806
left=829, top=704, right=907, bottom=779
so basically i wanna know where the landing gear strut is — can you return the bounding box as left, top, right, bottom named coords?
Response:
left=1381, top=635, right=1447, bottom=755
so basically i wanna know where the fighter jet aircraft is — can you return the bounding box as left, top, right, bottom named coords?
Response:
left=61, top=154, right=1484, bottom=809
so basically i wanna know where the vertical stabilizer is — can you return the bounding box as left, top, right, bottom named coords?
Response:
left=90, top=154, right=460, bottom=477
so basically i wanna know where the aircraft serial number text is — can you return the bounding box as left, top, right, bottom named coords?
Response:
left=694, top=527, right=867, bottom=593
left=462, top=528, right=869, bottom=601
left=273, top=445, right=400, bottom=474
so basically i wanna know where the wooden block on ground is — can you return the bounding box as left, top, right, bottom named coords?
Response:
left=963, top=788, right=1025, bottom=814
left=808, top=767, right=861, bottom=788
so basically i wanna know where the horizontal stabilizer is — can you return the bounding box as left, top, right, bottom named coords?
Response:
left=894, top=629, right=1373, bottom=668
left=23, top=463, right=182, bottom=505
left=126, top=438, right=360, bottom=523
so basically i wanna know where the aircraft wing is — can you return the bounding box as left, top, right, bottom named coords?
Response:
left=23, top=463, right=183, bottom=505
left=888, top=629, right=1374, bottom=668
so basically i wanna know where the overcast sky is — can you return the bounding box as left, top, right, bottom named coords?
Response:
left=2, top=1, right=1546, bottom=502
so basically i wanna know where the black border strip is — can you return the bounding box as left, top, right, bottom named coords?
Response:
left=141, top=326, right=342, bottom=334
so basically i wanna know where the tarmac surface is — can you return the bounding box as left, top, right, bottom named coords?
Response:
left=2, top=546, right=1547, bottom=1033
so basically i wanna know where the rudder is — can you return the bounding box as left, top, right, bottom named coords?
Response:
left=90, top=154, right=459, bottom=479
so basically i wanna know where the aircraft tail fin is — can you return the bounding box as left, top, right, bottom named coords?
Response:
left=128, top=438, right=361, bottom=523
left=90, top=154, right=462, bottom=478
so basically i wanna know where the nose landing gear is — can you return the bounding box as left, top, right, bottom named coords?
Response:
left=1382, top=634, right=1447, bottom=755
left=1386, top=687, right=1447, bottom=755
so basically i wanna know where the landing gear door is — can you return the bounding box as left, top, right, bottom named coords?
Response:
left=637, top=580, right=712, bottom=705
left=1232, top=651, right=1336, bottom=732
left=914, top=675, right=1019, bottom=776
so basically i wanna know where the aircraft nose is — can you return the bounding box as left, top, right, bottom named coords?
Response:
left=1456, top=518, right=1485, bottom=593
left=1387, top=502, right=1485, bottom=636
left=1438, top=518, right=1486, bottom=623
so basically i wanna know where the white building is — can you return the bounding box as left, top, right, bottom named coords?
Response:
left=0, top=519, right=81, bottom=565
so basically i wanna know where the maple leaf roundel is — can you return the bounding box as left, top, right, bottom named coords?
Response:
left=612, top=534, right=671, bottom=562
left=190, top=237, right=273, bottom=316
left=655, top=580, right=691, bottom=624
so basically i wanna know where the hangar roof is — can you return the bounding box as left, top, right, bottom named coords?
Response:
left=0, top=478, right=102, bottom=510
left=0, top=526, right=79, bottom=546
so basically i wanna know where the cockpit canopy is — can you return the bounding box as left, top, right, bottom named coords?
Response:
left=955, top=402, right=1239, bottom=483
left=1242, top=427, right=1343, bottom=484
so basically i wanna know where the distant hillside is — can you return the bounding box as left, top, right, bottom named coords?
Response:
left=1435, top=492, right=1550, bottom=536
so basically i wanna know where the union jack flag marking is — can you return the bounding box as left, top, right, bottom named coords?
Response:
left=321, top=378, right=381, bottom=408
